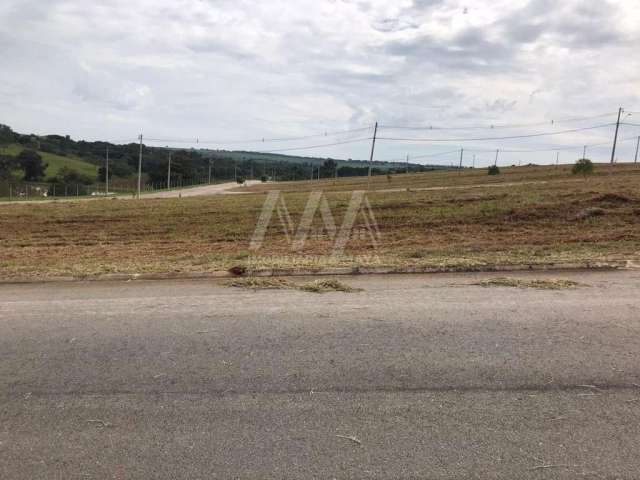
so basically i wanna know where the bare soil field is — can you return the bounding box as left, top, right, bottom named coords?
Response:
left=0, top=164, right=639, bottom=279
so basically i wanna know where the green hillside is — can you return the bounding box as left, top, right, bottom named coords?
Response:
left=2, top=144, right=99, bottom=180
left=199, top=148, right=416, bottom=170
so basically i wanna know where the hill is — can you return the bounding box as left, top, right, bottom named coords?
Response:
left=1, top=143, right=98, bottom=180
left=0, top=123, right=447, bottom=186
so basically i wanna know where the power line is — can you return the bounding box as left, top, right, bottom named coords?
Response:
left=253, top=137, right=371, bottom=154
left=378, top=112, right=617, bottom=131
left=142, top=126, right=373, bottom=146
left=375, top=123, right=615, bottom=143
left=379, top=135, right=640, bottom=164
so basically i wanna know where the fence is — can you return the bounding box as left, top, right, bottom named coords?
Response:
left=0, top=181, right=137, bottom=201
left=0, top=175, right=234, bottom=202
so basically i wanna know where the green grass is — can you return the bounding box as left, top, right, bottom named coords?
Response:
left=1, top=144, right=98, bottom=180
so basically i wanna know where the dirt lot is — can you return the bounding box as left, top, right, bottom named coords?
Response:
left=0, top=164, right=639, bottom=279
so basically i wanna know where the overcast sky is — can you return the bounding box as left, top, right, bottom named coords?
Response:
left=1, top=0, right=639, bottom=165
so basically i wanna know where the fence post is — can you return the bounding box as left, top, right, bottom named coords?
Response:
left=9, top=184, right=12, bottom=201
left=53, top=184, right=56, bottom=197
left=65, top=185, right=68, bottom=197
left=76, top=184, right=79, bottom=197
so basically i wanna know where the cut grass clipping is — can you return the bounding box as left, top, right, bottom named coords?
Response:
left=227, top=277, right=358, bottom=293
left=227, top=277, right=293, bottom=290
left=475, top=277, right=583, bottom=290
left=298, top=279, right=358, bottom=293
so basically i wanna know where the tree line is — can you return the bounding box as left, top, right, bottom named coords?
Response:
left=0, top=124, right=439, bottom=186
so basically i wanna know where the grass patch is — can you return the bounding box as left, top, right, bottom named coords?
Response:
left=475, top=277, right=584, bottom=290
left=298, top=278, right=359, bottom=293
left=226, top=277, right=295, bottom=290
left=226, top=277, right=359, bottom=293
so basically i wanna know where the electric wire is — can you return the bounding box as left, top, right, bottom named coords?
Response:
left=376, top=123, right=616, bottom=143
left=378, top=112, right=617, bottom=131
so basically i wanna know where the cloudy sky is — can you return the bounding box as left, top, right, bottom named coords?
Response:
left=1, top=0, right=639, bottom=166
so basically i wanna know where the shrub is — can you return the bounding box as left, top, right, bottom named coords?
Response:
left=488, top=165, right=500, bottom=175
left=572, top=158, right=594, bottom=177
left=18, top=149, right=47, bottom=181
left=260, top=175, right=268, bottom=183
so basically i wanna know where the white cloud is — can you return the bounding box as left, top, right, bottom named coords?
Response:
left=0, top=0, right=639, bottom=165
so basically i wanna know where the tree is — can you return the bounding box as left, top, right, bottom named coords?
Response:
left=51, top=166, right=94, bottom=185
left=0, top=154, right=19, bottom=180
left=488, top=165, right=500, bottom=175
left=0, top=124, right=15, bottom=146
left=572, top=158, right=594, bottom=177
left=321, top=159, right=337, bottom=178
left=18, top=149, right=47, bottom=181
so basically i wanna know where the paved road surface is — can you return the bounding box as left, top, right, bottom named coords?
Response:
left=1, top=270, right=640, bottom=479
left=142, top=180, right=261, bottom=198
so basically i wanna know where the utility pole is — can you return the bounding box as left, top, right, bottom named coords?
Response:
left=583, top=145, right=587, bottom=159
left=472, top=154, right=476, bottom=169
left=167, top=152, right=172, bottom=189
left=634, top=136, right=640, bottom=163
left=310, top=165, right=314, bottom=181
left=105, top=145, right=109, bottom=195
left=556, top=151, right=560, bottom=168
left=458, top=148, right=464, bottom=174
left=406, top=154, right=409, bottom=174
left=494, top=149, right=500, bottom=167
left=367, top=122, right=378, bottom=190
left=610, top=107, right=623, bottom=164
left=137, top=134, right=143, bottom=199
left=234, top=161, right=238, bottom=182
left=208, top=158, right=212, bottom=184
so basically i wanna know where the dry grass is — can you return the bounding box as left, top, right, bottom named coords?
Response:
left=226, top=277, right=295, bottom=289
left=297, top=278, right=358, bottom=293
left=1, top=164, right=639, bottom=279
left=236, top=162, right=640, bottom=194
left=475, top=277, right=584, bottom=290
left=226, top=277, right=357, bottom=293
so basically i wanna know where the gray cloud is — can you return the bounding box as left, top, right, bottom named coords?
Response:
left=0, top=0, right=638, bottom=165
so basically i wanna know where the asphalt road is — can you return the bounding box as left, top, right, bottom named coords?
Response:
left=1, top=270, right=640, bottom=479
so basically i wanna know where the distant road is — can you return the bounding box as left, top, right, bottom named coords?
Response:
left=141, top=180, right=262, bottom=198
left=2, top=270, right=640, bottom=478
left=0, top=181, right=263, bottom=205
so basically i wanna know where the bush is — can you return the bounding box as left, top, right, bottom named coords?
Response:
left=260, top=175, right=268, bottom=183
left=0, top=154, right=19, bottom=180
left=488, top=165, right=500, bottom=175
left=18, top=149, right=47, bottom=181
left=53, top=166, right=94, bottom=185
left=236, top=176, right=245, bottom=184
left=572, top=158, right=594, bottom=177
